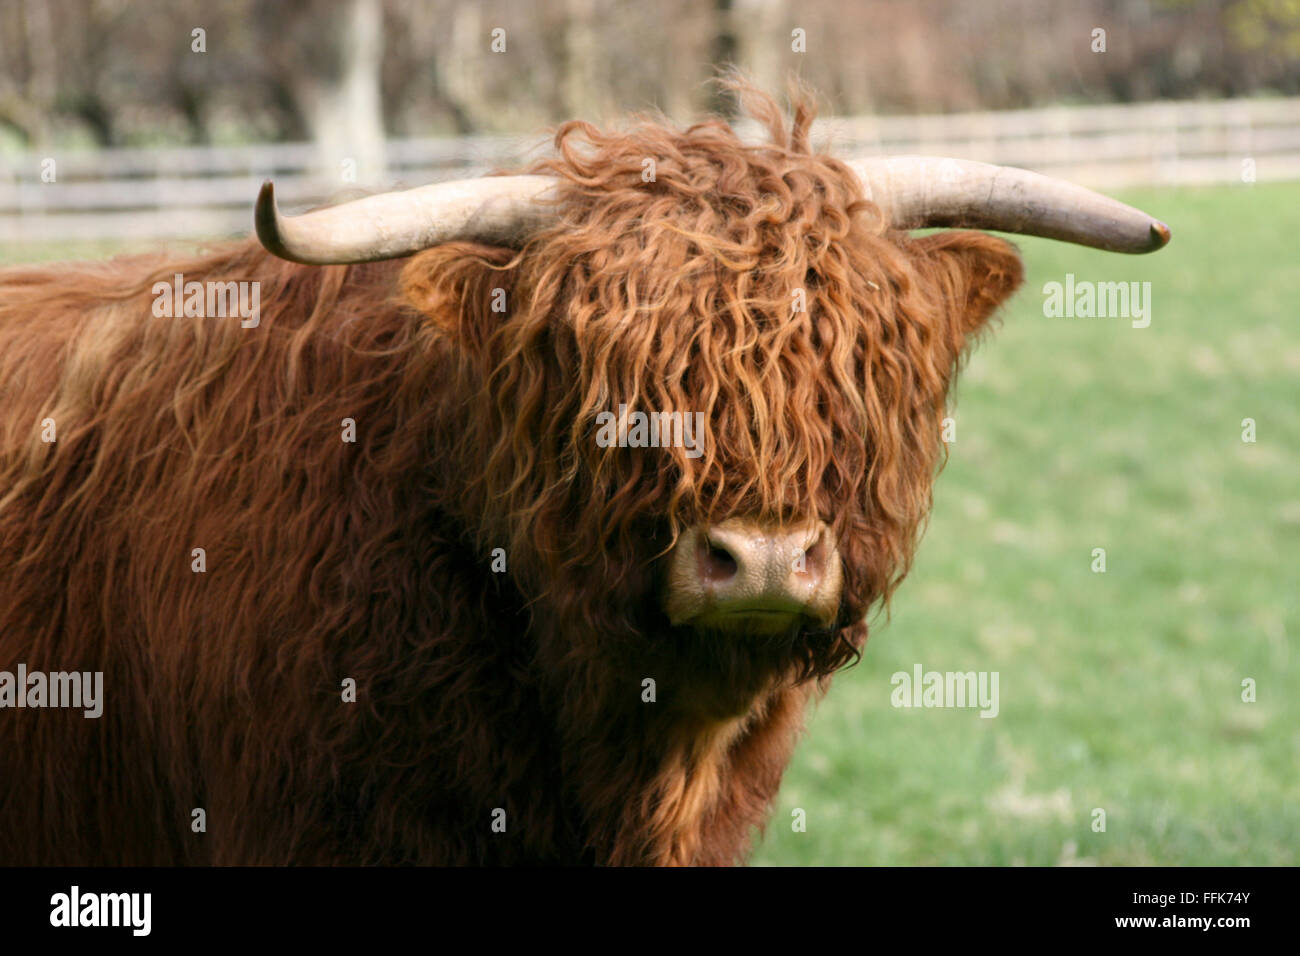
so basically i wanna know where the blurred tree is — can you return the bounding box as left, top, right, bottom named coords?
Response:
left=709, top=0, right=740, bottom=116
left=1228, top=0, right=1300, bottom=55
left=0, top=0, right=56, bottom=145
left=0, top=0, right=1296, bottom=150
left=251, top=0, right=387, bottom=183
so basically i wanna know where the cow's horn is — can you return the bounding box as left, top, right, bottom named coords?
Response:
left=254, top=176, right=560, bottom=264
left=848, top=157, right=1170, bottom=253
left=256, top=157, right=1169, bottom=264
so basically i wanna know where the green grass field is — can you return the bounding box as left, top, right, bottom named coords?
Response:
left=3, top=182, right=1295, bottom=865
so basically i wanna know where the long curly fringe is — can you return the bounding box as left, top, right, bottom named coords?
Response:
left=404, top=79, right=961, bottom=635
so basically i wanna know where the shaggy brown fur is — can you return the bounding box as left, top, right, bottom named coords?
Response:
left=0, top=85, right=1022, bottom=865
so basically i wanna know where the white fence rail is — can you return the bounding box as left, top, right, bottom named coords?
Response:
left=1, top=96, right=1296, bottom=243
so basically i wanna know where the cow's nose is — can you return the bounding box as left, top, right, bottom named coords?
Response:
left=663, top=517, right=843, bottom=632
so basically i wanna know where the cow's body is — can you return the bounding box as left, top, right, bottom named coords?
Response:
left=0, top=243, right=823, bottom=864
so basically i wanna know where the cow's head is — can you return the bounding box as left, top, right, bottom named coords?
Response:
left=255, top=86, right=1168, bottom=709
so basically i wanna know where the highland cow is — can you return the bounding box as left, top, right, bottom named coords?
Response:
left=0, top=86, right=1168, bottom=865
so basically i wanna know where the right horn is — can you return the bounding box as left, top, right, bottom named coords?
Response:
left=848, top=156, right=1171, bottom=253
left=255, top=175, right=560, bottom=265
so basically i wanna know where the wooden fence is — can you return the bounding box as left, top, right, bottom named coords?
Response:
left=2, top=96, right=1296, bottom=243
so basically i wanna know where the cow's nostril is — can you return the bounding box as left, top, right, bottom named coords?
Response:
left=799, top=531, right=827, bottom=579
left=699, top=539, right=739, bottom=583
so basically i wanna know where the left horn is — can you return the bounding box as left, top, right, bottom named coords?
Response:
left=255, top=176, right=560, bottom=264
left=848, top=157, right=1171, bottom=254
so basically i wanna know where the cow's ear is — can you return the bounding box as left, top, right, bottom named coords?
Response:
left=908, top=230, right=1024, bottom=355
left=400, top=243, right=519, bottom=355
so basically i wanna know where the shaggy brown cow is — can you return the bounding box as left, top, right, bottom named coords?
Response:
left=0, top=85, right=1168, bottom=865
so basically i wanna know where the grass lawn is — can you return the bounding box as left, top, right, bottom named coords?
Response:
left=3, top=181, right=1295, bottom=865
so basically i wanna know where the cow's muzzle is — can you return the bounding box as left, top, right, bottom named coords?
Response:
left=663, top=518, right=843, bottom=633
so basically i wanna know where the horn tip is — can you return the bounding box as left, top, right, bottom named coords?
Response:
left=254, top=181, right=277, bottom=230
left=255, top=180, right=277, bottom=221
left=1150, top=219, right=1172, bottom=250
left=255, top=180, right=295, bottom=261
